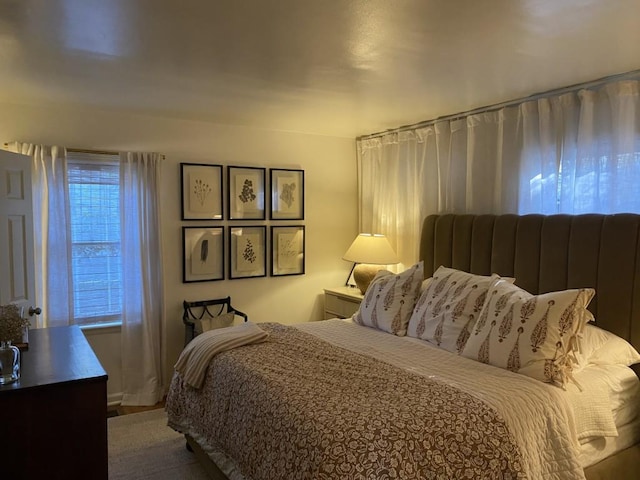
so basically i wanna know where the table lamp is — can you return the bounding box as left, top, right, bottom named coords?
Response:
left=342, top=233, right=400, bottom=294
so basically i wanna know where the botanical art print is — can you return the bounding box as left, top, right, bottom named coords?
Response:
left=235, top=174, right=259, bottom=214
left=237, top=233, right=260, bottom=272
left=181, top=163, right=223, bottom=220
left=191, top=177, right=213, bottom=212
left=182, top=226, right=224, bottom=282
left=270, top=168, right=304, bottom=220
left=277, top=232, right=299, bottom=269
left=191, top=231, right=217, bottom=275
left=277, top=176, right=297, bottom=213
left=228, top=166, right=266, bottom=220
left=271, top=225, right=305, bottom=276
left=229, top=226, right=266, bottom=279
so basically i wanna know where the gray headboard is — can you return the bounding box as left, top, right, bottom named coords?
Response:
left=420, top=214, right=640, bottom=351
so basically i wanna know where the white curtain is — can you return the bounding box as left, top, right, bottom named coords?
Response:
left=10, top=142, right=72, bottom=329
left=357, top=113, right=521, bottom=266
left=119, top=152, right=165, bottom=406
left=519, top=81, right=640, bottom=214
left=357, top=79, right=640, bottom=264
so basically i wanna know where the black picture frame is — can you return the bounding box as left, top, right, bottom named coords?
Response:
left=228, top=226, right=267, bottom=279
left=227, top=166, right=266, bottom=220
left=270, top=168, right=304, bottom=220
left=180, top=163, right=224, bottom=220
left=182, top=226, right=225, bottom=282
left=270, top=225, right=305, bottom=276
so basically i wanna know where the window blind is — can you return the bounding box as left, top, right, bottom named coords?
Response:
left=67, top=152, right=122, bottom=324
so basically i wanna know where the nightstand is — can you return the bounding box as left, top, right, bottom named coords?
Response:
left=323, top=286, right=364, bottom=319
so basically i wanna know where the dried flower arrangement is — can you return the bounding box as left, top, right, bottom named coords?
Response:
left=0, top=304, right=30, bottom=344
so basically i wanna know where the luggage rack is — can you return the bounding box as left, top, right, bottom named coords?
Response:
left=182, top=297, right=248, bottom=345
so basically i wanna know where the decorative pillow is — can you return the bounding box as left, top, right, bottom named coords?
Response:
left=407, top=266, right=501, bottom=354
left=576, top=324, right=640, bottom=368
left=353, top=262, right=424, bottom=336
left=461, top=279, right=595, bottom=387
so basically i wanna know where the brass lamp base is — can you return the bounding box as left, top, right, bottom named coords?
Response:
left=353, top=264, right=384, bottom=294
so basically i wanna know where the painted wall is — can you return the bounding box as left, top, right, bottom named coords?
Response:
left=0, top=102, right=358, bottom=403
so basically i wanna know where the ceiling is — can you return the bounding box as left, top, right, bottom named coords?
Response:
left=0, top=0, right=639, bottom=138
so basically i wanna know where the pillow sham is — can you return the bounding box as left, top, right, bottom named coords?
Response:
left=461, top=279, right=595, bottom=387
left=407, top=266, right=501, bottom=354
left=353, top=261, right=424, bottom=336
left=577, top=324, right=640, bottom=368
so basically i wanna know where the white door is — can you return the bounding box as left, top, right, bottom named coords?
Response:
left=0, top=150, right=39, bottom=325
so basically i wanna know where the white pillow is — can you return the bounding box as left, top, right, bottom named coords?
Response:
left=577, top=324, right=640, bottom=368
left=353, top=262, right=424, bottom=336
left=461, top=278, right=595, bottom=387
left=407, top=266, right=501, bottom=354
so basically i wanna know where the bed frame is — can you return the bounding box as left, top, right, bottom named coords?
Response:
left=421, top=213, right=640, bottom=480
left=187, top=213, right=640, bottom=480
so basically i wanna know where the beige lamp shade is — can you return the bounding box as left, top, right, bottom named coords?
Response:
left=343, top=234, right=400, bottom=294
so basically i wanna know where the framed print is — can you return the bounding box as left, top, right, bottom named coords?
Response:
left=228, top=166, right=266, bottom=220
left=229, top=226, right=267, bottom=279
left=182, top=226, right=225, bottom=282
left=181, top=163, right=223, bottom=220
left=271, top=226, right=305, bottom=276
left=270, top=168, right=304, bottom=220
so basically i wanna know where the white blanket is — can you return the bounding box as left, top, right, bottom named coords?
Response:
left=298, top=319, right=586, bottom=480
left=174, top=322, right=268, bottom=388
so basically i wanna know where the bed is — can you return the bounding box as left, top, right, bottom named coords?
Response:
left=167, top=213, right=640, bottom=479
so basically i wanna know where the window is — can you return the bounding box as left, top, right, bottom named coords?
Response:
left=67, top=152, right=122, bottom=325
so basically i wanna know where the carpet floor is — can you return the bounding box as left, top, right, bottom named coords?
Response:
left=108, top=408, right=210, bottom=480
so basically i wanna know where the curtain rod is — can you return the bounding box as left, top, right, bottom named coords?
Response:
left=67, top=147, right=120, bottom=155
left=357, top=67, right=640, bottom=141
left=68, top=148, right=167, bottom=160
left=3, top=144, right=165, bottom=159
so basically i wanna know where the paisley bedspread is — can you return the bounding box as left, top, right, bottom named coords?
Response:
left=166, top=323, right=528, bottom=480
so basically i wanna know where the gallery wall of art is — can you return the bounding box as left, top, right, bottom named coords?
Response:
left=180, top=164, right=306, bottom=282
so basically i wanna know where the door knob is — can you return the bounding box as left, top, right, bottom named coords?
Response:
left=28, top=306, right=42, bottom=316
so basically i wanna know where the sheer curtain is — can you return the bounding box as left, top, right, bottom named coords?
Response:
left=119, top=152, right=165, bottom=406
left=519, top=81, right=640, bottom=214
left=357, top=79, right=640, bottom=264
left=11, top=142, right=72, bottom=328
left=357, top=112, right=521, bottom=265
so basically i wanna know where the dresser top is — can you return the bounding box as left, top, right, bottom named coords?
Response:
left=0, top=325, right=107, bottom=393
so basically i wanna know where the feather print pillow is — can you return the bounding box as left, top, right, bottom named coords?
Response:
left=352, top=262, right=424, bottom=336
left=461, top=278, right=595, bottom=388
left=407, top=266, right=502, bottom=354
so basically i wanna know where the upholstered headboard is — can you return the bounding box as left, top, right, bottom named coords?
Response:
left=420, top=214, right=640, bottom=351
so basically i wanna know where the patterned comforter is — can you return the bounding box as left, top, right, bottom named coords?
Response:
left=167, top=321, right=585, bottom=480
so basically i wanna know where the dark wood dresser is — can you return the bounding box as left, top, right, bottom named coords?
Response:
left=0, top=325, right=108, bottom=479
